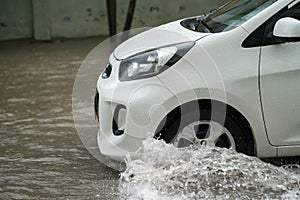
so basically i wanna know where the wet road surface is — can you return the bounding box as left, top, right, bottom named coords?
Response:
left=0, top=38, right=119, bottom=199
left=1, top=37, right=299, bottom=200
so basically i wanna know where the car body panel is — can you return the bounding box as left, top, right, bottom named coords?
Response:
left=260, top=41, right=300, bottom=147
left=113, top=20, right=209, bottom=60
left=157, top=27, right=277, bottom=157
left=278, top=145, right=300, bottom=156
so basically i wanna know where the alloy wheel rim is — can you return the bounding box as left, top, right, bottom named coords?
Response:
left=172, top=120, right=236, bottom=150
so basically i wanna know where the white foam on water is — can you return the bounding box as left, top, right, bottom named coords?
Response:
left=119, top=138, right=300, bottom=199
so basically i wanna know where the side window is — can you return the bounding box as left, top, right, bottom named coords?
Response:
left=263, top=2, right=300, bottom=45
left=242, top=2, right=300, bottom=47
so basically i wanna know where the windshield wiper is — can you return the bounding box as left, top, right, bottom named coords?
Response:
left=197, top=20, right=211, bottom=33
left=194, top=7, right=220, bottom=33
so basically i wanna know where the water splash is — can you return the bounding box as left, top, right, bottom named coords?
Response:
left=119, top=138, right=300, bottom=199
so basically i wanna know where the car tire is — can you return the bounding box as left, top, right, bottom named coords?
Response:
left=159, top=103, right=254, bottom=156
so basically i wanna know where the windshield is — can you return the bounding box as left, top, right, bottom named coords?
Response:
left=181, top=0, right=278, bottom=33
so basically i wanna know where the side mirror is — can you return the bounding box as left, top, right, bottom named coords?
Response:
left=273, top=17, right=300, bottom=38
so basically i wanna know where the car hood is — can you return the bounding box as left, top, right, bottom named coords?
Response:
left=113, top=20, right=209, bottom=60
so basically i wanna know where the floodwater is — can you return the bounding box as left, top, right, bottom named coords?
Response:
left=1, top=38, right=299, bottom=199
left=0, top=38, right=119, bottom=199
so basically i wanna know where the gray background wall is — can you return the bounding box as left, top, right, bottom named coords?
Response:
left=0, top=0, right=228, bottom=41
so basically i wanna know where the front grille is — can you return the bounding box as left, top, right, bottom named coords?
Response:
left=102, top=63, right=112, bottom=79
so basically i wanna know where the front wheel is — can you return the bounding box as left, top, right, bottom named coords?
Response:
left=173, top=120, right=236, bottom=150
left=160, top=106, right=254, bottom=156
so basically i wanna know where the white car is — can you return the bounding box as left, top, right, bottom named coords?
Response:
left=95, top=0, right=300, bottom=167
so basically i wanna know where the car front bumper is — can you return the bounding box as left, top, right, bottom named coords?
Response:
left=96, top=56, right=178, bottom=163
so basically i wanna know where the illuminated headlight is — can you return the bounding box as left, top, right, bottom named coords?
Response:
left=119, top=42, right=195, bottom=81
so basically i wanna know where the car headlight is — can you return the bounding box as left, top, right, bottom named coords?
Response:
left=119, top=41, right=195, bottom=81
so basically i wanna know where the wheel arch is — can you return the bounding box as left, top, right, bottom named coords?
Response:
left=155, top=99, right=256, bottom=155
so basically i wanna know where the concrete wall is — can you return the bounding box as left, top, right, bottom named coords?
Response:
left=0, top=0, right=228, bottom=41
left=0, top=0, right=33, bottom=40
left=49, top=0, right=108, bottom=39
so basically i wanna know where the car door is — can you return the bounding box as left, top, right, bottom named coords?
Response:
left=260, top=2, right=300, bottom=146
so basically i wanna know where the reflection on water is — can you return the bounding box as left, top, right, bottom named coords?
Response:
left=120, top=138, right=300, bottom=199
left=0, top=39, right=119, bottom=199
